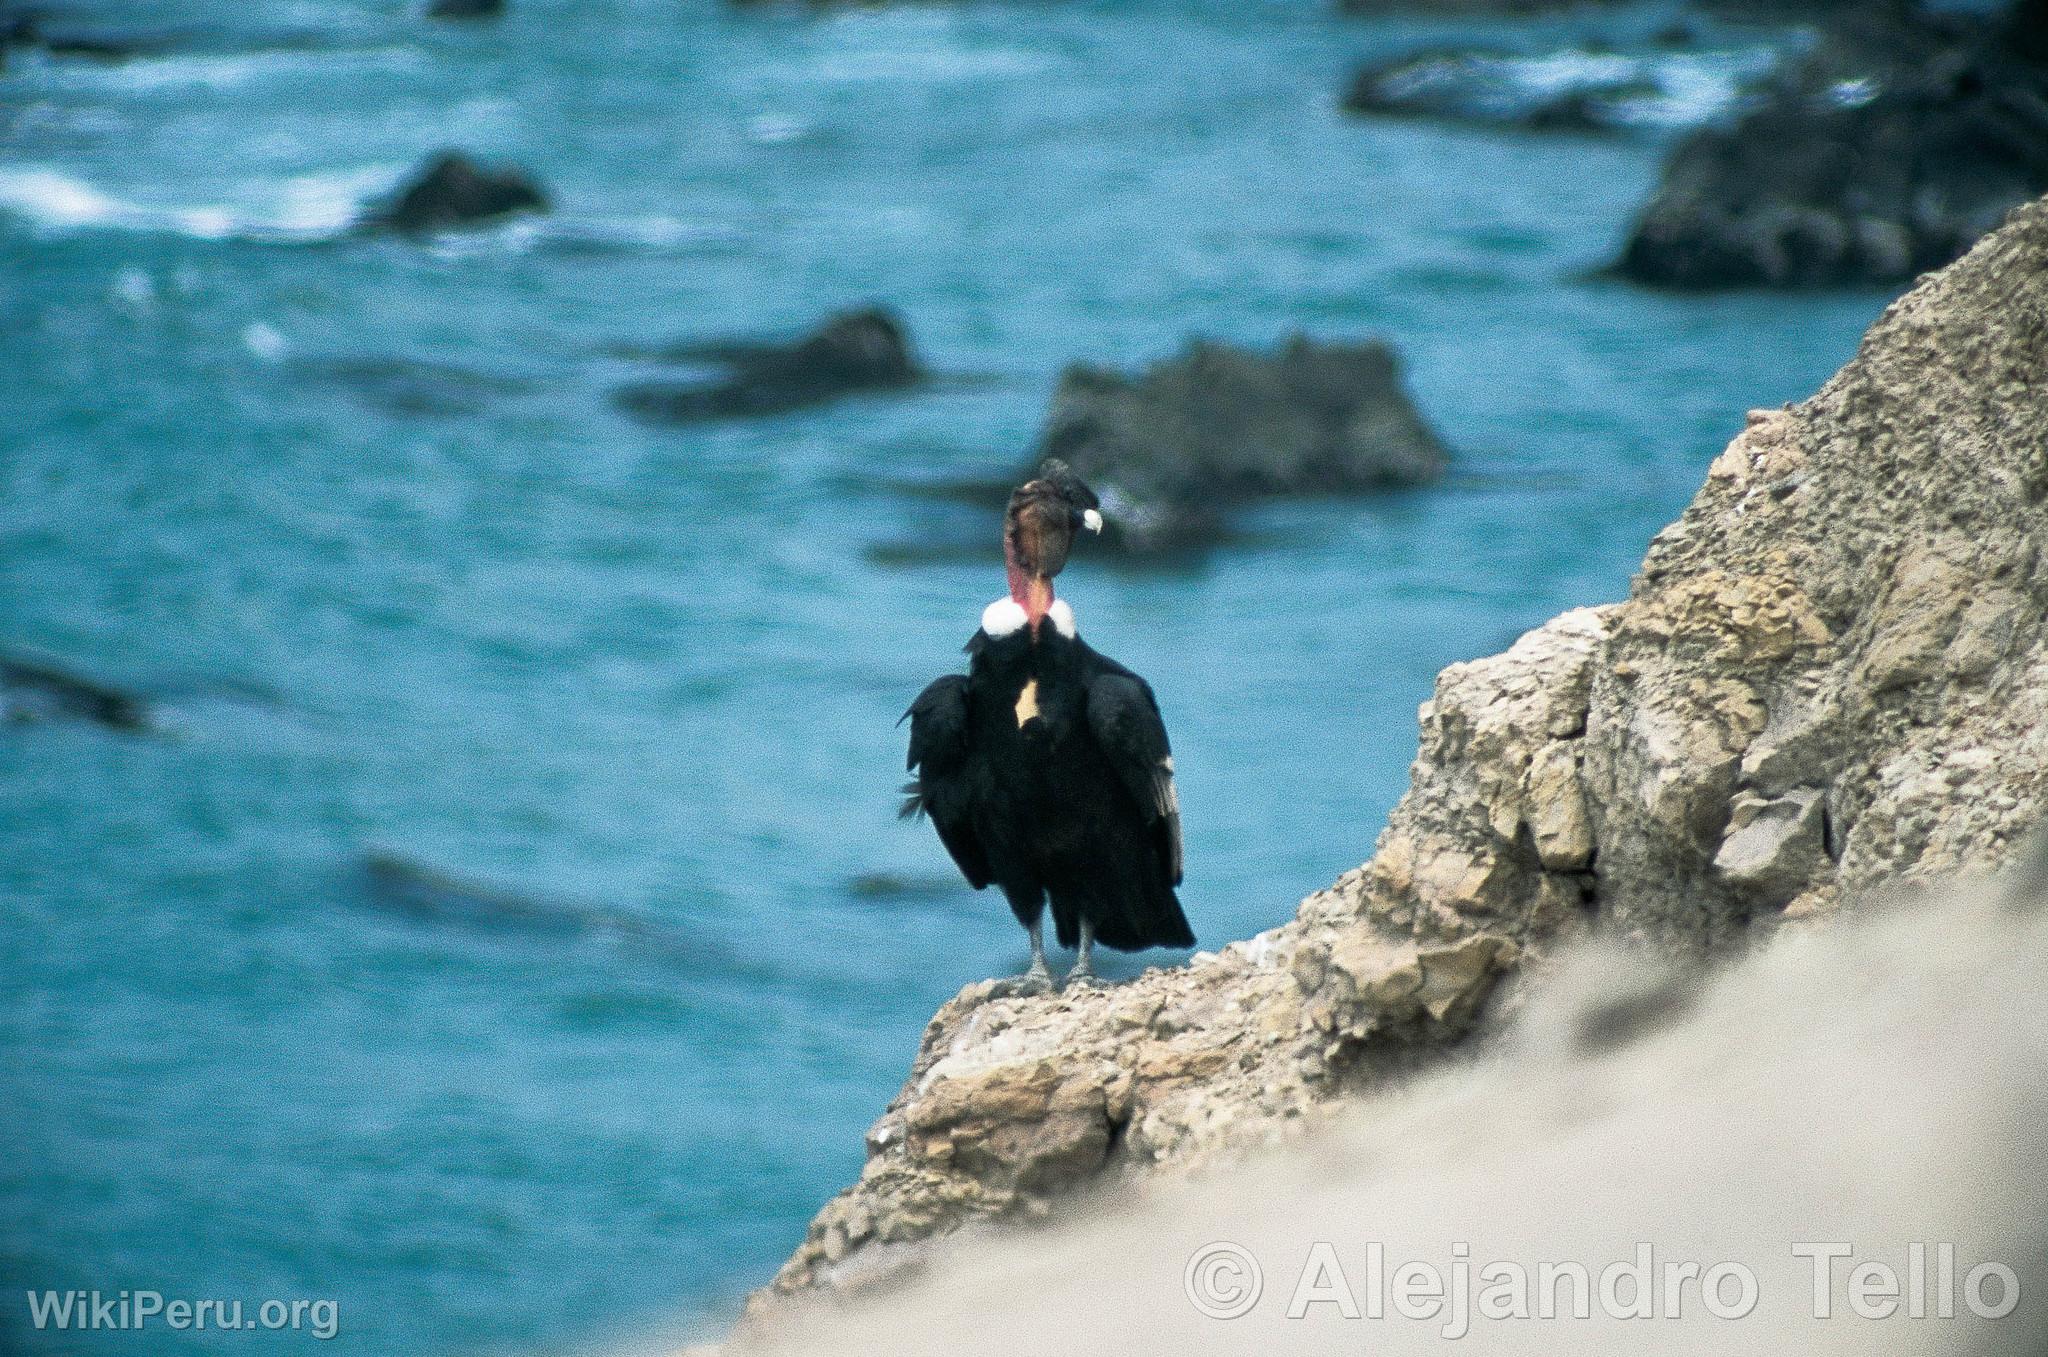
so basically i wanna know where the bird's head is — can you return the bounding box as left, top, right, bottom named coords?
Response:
left=1004, top=459, right=1103, bottom=631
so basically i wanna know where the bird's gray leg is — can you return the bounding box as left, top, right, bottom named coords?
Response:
left=990, top=919, right=1054, bottom=998
left=1065, top=918, right=1104, bottom=990
left=1023, top=918, right=1054, bottom=991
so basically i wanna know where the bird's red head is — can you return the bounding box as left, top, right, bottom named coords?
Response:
left=1004, top=460, right=1103, bottom=634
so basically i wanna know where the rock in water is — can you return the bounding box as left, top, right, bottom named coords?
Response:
left=298, top=354, right=529, bottom=418
left=426, top=0, right=503, bottom=16
left=357, top=152, right=547, bottom=235
left=1342, top=47, right=1665, bottom=133
left=1034, top=335, right=1447, bottom=547
left=742, top=197, right=2048, bottom=1327
left=1616, top=5, right=2048, bottom=288
left=0, top=17, right=185, bottom=64
left=614, top=307, right=920, bottom=422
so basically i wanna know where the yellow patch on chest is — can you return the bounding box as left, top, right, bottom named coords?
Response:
left=1014, top=678, right=1041, bottom=728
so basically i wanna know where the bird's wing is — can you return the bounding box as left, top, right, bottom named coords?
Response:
left=900, top=673, right=991, bottom=890
left=1085, top=671, right=1183, bottom=886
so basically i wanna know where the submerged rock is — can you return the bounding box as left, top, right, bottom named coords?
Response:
left=614, top=307, right=920, bottom=423
left=356, top=152, right=548, bottom=236
left=1616, top=4, right=2048, bottom=288
left=1033, top=335, right=1447, bottom=550
left=362, top=852, right=589, bottom=936
left=0, top=14, right=186, bottom=63
left=299, top=354, right=528, bottom=418
left=2, top=656, right=148, bottom=731
left=425, top=0, right=503, bottom=16
left=742, top=197, right=2048, bottom=1326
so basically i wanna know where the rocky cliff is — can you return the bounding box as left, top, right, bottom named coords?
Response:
left=747, top=872, right=2048, bottom=1357
left=740, top=193, right=2048, bottom=1332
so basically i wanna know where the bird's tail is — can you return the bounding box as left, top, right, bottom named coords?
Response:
left=897, top=779, right=929, bottom=822
left=1057, top=874, right=1195, bottom=952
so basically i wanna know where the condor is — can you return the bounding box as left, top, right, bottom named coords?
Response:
left=902, top=461, right=1193, bottom=993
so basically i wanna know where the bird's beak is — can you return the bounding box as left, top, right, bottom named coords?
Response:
left=1082, top=508, right=1104, bottom=534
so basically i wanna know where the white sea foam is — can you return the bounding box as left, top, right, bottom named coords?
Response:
left=795, top=14, right=1054, bottom=85
left=1625, top=49, right=1781, bottom=129
left=8, top=44, right=423, bottom=95
left=111, top=266, right=155, bottom=309
left=1373, top=44, right=1782, bottom=133
left=544, top=212, right=740, bottom=253
left=241, top=321, right=288, bottom=363
left=746, top=113, right=813, bottom=146
left=0, top=168, right=131, bottom=229
left=0, top=163, right=385, bottom=242
left=0, top=162, right=738, bottom=257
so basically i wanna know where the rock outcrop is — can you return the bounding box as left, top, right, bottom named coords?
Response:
left=614, top=307, right=921, bottom=424
left=1616, top=3, right=2048, bottom=288
left=752, top=876, right=2048, bottom=1357
left=356, top=152, right=548, bottom=236
left=741, top=195, right=2048, bottom=1333
left=1034, top=336, right=1448, bottom=549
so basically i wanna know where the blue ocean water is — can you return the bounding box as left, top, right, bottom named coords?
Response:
left=0, top=1, right=1888, bottom=1352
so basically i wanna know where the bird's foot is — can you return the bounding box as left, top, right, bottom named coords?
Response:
left=987, top=962, right=1055, bottom=999
left=1063, top=964, right=1106, bottom=992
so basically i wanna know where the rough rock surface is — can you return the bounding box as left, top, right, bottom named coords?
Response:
left=614, top=307, right=920, bottom=423
left=752, top=879, right=2048, bottom=1357
left=356, top=152, right=548, bottom=236
left=742, top=196, right=2048, bottom=1330
left=1616, top=4, right=2048, bottom=288
left=1034, top=335, right=1448, bottom=549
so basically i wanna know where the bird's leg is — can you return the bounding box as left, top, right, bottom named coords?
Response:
left=1065, top=918, right=1104, bottom=990
left=1023, top=918, right=1055, bottom=991
left=989, top=919, right=1054, bottom=998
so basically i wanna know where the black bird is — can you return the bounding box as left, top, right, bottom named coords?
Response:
left=902, top=460, right=1193, bottom=993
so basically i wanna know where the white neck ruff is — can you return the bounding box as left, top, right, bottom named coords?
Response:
left=981, top=597, right=1077, bottom=639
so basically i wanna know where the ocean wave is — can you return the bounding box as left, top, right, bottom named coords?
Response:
left=3, top=43, right=424, bottom=94
left=1348, top=44, right=1783, bottom=134
left=0, top=164, right=386, bottom=242
left=541, top=212, right=742, bottom=255
left=390, top=212, right=741, bottom=261
left=803, top=46, right=1054, bottom=84
left=790, top=14, right=1056, bottom=86
left=0, top=165, right=735, bottom=254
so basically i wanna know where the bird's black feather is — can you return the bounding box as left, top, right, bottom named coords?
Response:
left=902, top=621, right=1192, bottom=952
left=902, top=673, right=992, bottom=889
left=1086, top=671, right=1184, bottom=887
